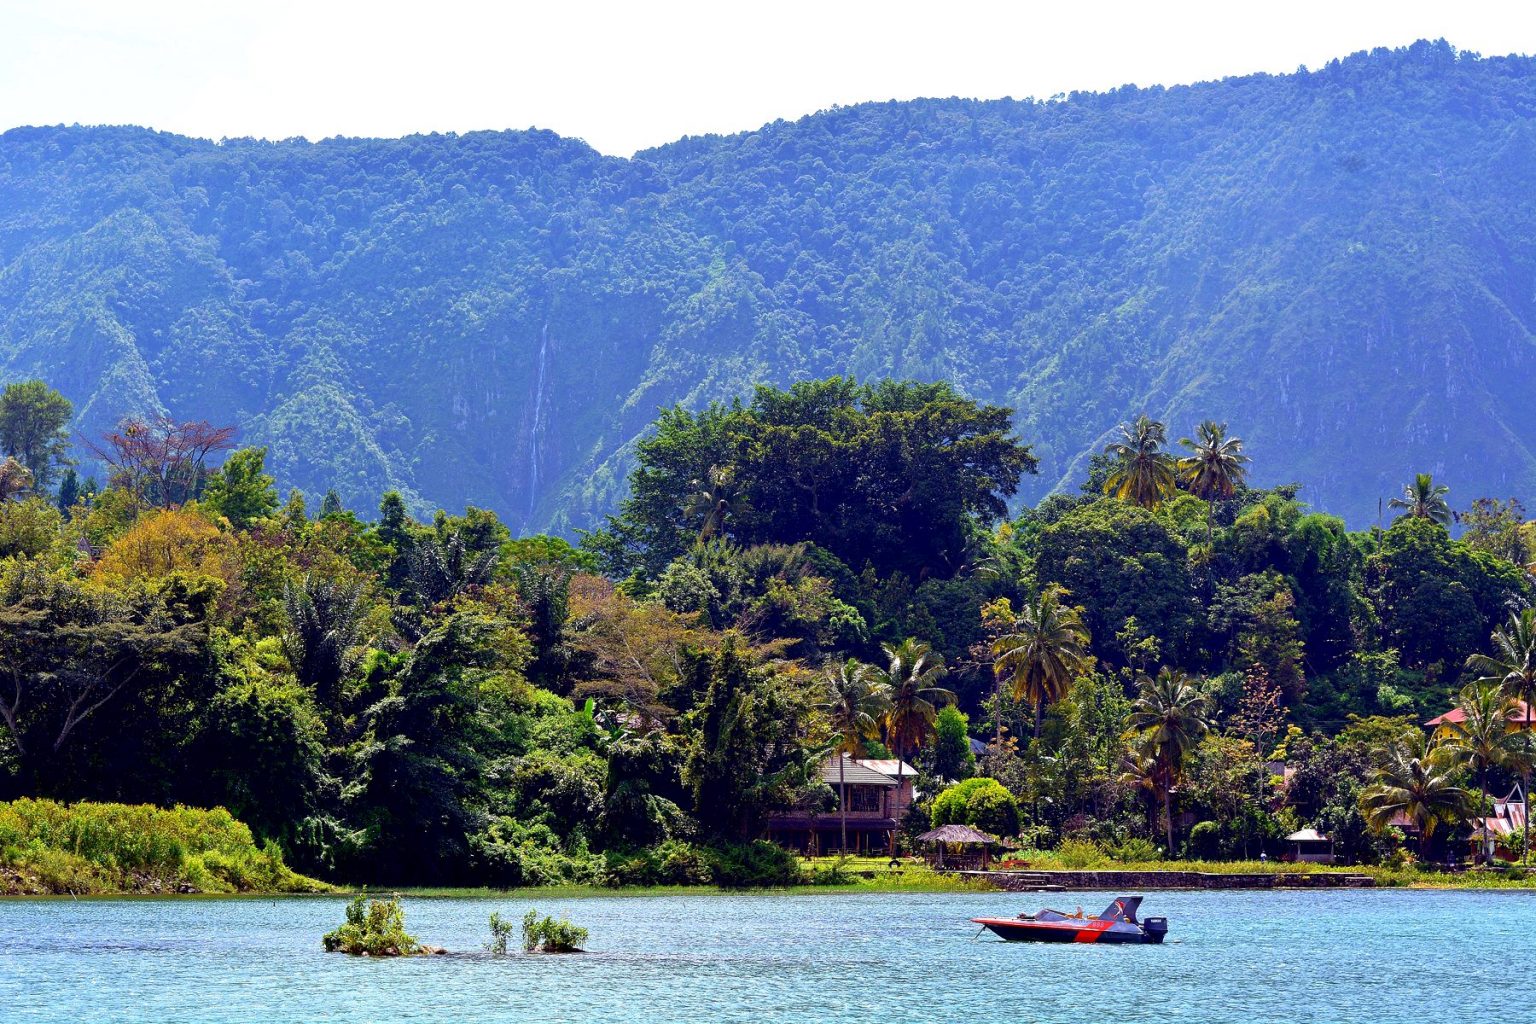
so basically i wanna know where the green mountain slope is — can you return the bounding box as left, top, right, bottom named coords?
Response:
left=3, top=40, right=1535, bottom=530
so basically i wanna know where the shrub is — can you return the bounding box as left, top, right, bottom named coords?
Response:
left=521, top=910, right=588, bottom=953
left=1187, top=821, right=1222, bottom=859
left=602, top=840, right=715, bottom=887
left=0, top=799, right=326, bottom=895
left=323, top=895, right=422, bottom=956
left=486, top=912, right=515, bottom=955
left=469, top=818, right=602, bottom=888
left=1054, top=838, right=1105, bottom=869
left=705, top=841, right=804, bottom=888
left=1107, top=837, right=1161, bottom=863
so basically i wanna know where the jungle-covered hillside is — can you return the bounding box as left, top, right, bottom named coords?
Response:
left=2, top=375, right=1532, bottom=884
left=4, top=41, right=1536, bottom=530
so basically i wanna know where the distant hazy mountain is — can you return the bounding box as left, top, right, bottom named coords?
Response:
left=3, top=40, right=1535, bottom=531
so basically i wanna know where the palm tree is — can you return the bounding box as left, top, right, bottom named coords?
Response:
left=1442, top=681, right=1516, bottom=864
left=816, top=660, right=891, bottom=856
left=1103, top=414, right=1176, bottom=509
left=1467, top=606, right=1536, bottom=862
left=1177, top=420, right=1249, bottom=550
left=0, top=457, right=32, bottom=503
left=874, top=637, right=954, bottom=784
left=1127, top=668, right=1212, bottom=857
left=1360, top=732, right=1470, bottom=858
left=685, top=464, right=744, bottom=541
left=1388, top=473, right=1451, bottom=526
left=990, top=584, right=1092, bottom=740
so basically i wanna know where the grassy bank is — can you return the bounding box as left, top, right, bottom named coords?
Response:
left=0, top=799, right=330, bottom=896
left=982, top=847, right=1536, bottom=889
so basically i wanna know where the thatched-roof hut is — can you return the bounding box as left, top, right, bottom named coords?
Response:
left=916, top=824, right=1003, bottom=870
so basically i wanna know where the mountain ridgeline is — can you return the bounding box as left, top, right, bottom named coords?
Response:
left=3, top=40, right=1535, bottom=531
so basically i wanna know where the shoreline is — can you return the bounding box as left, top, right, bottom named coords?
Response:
left=9, top=873, right=1536, bottom=900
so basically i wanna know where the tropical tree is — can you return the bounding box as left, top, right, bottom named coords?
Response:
left=872, top=638, right=954, bottom=785
left=989, top=584, right=1092, bottom=740
left=1177, top=420, right=1249, bottom=549
left=0, top=457, right=33, bottom=503
left=1466, top=606, right=1536, bottom=862
left=1360, top=731, right=1470, bottom=857
left=1103, top=414, right=1176, bottom=509
left=0, top=380, right=72, bottom=489
left=816, top=659, right=891, bottom=854
left=1126, top=668, right=1213, bottom=856
left=283, top=574, right=369, bottom=721
left=1388, top=473, right=1451, bottom=526
left=684, top=464, right=744, bottom=542
left=1441, top=681, right=1515, bottom=864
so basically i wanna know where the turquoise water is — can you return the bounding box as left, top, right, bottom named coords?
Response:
left=1, top=889, right=1530, bottom=1023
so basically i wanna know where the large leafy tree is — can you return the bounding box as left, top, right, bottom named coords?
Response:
left=348, top=615, right=502, bottom=884
left=203, top=447, right=279, bottom=528
left=1388, top=473, right=1452, bottom=526
left=987, top=584, right=1091, bottom=740
left=1034, top=500, right=1196, bottom=666
left=816, top=659, right=891, bottom=854
left=681, top=638, right=816, bottom=840
left=0, top=562, right=212, bottom=795
left=1466, top=607, right=1536, bottom=862
left=0, top=381, right=72, bottom=490
left=1177, top=420, right=1249, bottom=549
left=1127, top=668, right=1212, bottom=856
left=1364, top=517, right=1526, bottom=670
left=1102, top=414, right=1176, bottom=509
left=594, top=378, right=1037, bottom=579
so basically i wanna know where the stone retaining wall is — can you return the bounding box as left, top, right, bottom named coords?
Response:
left=961, top=869, right=1376, bottom=890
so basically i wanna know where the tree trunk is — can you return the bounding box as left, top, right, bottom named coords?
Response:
left=994, top=679, right=1004, bottom=747
left=1478, top=762, right=1489, bottom=866
left=838, top=754, right=847, bottom=857
left=1033, top=698, right=1044, bottom=741
left=1162, top=785, right=1175, bottom=859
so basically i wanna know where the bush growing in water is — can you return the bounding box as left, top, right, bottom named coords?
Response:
left=486, top=912, right=515, bottom=955
left=521, top=910, right=588, bottom=953
left=322, top=894, right=422, bottom=956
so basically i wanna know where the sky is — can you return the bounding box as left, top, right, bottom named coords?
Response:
left=1, top=1, right=1533, bottom=156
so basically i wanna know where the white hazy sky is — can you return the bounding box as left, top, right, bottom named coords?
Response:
left=2, top=1, right=1533, bottom=156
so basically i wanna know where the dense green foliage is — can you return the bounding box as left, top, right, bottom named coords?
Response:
left=4, top=43, right=1536, bottom=531
left=0, top=798, right=325, bottom=895
left=520, top=909, right=588, bottom=953
left=4, top=364, right=1535, bottom=884
left=322, top=895, right=422, bottom=956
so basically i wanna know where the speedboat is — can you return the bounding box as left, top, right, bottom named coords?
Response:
left=972, top=896, right=1167, bottom=944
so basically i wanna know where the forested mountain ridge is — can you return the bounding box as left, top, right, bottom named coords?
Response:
left=3, top=40, right=1536, bottom=531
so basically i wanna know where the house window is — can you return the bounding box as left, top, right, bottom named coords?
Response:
left=849, top=786, right=883, bottom=813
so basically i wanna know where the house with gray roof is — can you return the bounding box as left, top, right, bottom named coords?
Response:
left=766, top=754, right=917, bottom=855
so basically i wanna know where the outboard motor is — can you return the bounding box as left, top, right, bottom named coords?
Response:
left=1141, top=917, right=1169, bottom=944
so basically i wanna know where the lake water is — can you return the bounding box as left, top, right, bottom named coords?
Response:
left=1, top=889, right=1530, bottom=1023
